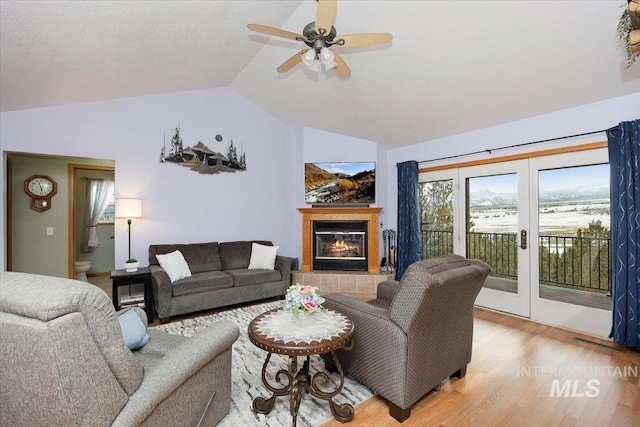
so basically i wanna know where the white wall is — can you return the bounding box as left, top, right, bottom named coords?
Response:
left=1, top=87, right=298, bottom=271
left=384, top=92, right=640, bottom=230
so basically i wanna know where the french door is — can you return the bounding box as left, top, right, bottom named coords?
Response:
left=459, top=160, right=530, bottom=317
left=419, top=148, right=612, bottom=336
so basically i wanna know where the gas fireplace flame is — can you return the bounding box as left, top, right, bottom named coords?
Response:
left=333, top=240, right=348, bottom=250
left=328, top=239, right=361, bottom=257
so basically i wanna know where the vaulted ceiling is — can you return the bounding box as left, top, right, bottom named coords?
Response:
left=1, top=1, right=638, bottom=149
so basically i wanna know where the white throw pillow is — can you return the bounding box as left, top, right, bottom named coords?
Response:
left=248, top=243, right=279, bottom=270
left=156, top=250, right=192, bottom=283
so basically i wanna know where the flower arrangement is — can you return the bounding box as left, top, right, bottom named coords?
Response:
left=284, top=283, right=325, bottom=315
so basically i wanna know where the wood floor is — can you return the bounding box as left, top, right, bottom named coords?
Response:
left=322, top=308, right=640, bottom=427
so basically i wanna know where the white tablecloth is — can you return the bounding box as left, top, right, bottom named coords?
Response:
left=255, top=309, right=350, bottom=344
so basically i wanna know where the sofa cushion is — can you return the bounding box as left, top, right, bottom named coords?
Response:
left=149, top=242, right=222, bottom=273
left=172, top=271, right=233, bottom=297
left=248, top=243, right=279, bottom=270
left=224, top=268, right=282, bottom=287
left=219, top=240, right=272, bottom=270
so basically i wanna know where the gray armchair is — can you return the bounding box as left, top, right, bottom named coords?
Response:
left=322, top=254, right=491, bottom=422
left=0, top=272, right=239, bottom=427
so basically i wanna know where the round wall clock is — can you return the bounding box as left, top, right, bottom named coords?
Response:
left=24, top=174, right=57, bottom=212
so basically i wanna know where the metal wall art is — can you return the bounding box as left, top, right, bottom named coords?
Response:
left=159, top=127, right=247, bottom=174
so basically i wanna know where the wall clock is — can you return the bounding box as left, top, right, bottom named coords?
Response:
left=24, top=175, right=57, bottom=212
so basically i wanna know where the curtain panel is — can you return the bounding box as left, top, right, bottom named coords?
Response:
left=396, top=161, right=422, bottom=280
left=607, top=119, right=640, bottom=350
left=80, top=179, right=114, bottom=253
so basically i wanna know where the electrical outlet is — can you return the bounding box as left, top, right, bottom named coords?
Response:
left=46, top=227, right=54, bottom=236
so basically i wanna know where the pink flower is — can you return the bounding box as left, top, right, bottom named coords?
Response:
left=299, top=285, right=314, bottom=295
left=304, top=301, right=318, bottom=312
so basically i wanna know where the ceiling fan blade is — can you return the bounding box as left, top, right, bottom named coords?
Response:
left=337, top=33, right=393, bottom=48
left=315, top=0, right=337, bottom=34
left=277, top=49, right=307, bottom=73
left=332, top=51, right=351, bottom=77
left=247, top=23, right=304, bottom=41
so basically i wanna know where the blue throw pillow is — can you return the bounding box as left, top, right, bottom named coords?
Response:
left=117, top=308, right=150, bottom=350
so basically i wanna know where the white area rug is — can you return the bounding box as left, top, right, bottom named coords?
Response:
left=153, top=300, right=373, bottom=427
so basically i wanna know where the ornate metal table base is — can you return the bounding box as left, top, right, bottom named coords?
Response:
left=249, top=309, right=355, bottom=427
left=253, top=350, right=354, bottom=427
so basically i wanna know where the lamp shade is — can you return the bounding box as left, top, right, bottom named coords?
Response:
left=302, top=49, right=316, bottom=66
left=319, top=47, right=334, bottom=65
left=115, top=198, right=142, bottom=219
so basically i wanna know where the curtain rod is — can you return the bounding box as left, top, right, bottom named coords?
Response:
left=418, top=127, right=614, bottom=165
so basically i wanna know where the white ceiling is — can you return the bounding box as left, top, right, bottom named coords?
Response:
left=1, top=1, right=638, bottom=149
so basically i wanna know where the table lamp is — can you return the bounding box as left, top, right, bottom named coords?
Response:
left=115, top=198, right=142, bottom=260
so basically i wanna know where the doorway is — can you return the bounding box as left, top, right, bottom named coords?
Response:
left=5, top=152, right=115, bottom=282
left=419, top=146, right=611, bottom=336
left=69, top=163, right=115, bottom=280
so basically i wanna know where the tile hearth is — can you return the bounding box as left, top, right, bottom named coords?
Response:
left=292, top=270, right=394, bottom=301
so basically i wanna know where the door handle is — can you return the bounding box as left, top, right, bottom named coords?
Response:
left=520, top=230, right=527, bottom=250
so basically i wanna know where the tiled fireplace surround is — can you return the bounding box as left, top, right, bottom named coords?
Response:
left=293, top=207, right=394, bottom=301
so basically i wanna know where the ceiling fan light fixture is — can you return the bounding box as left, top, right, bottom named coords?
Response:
left=308, top=60, right=320, bottom=73
left=301, top=49, right=317, bottom=66
left=248, top=0, right=391, bottom=77
left=319, top=47, right=335, bottom=65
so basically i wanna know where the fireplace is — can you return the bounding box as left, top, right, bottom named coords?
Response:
left=298, top=207, right=382, bottom=273
left=313, top=221, right=367, bottom=271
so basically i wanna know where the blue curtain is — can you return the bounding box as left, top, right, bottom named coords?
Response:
left=607, top=119, right=640, bottom=351
left=396, top=161, right=422, bottom=280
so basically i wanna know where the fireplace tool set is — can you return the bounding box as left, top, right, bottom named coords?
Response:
left=381, top=229, right=396, bottom=272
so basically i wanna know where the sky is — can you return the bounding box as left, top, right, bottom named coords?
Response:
left=314, top=162, right=375, bottom=176
left=469, top=163, right=609, bottom=194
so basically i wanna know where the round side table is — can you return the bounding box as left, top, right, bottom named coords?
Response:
left=248, top=308, right=355, bottom=427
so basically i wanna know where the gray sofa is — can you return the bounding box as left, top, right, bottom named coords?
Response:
left=0, top=271, right=239, bottom=427
left=149, top=240, right=295, bottom=321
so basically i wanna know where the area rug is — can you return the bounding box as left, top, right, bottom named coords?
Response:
left=152, top=300, right=374, bottom=427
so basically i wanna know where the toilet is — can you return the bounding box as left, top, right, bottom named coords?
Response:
left=74, top=261, right=92, bottom=282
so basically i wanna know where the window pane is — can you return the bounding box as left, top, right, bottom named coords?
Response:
left=537, top=164, right=611, bottom=309
left=98, top=192, right=115, bottom=223
left=467, top=174, right=518, bottom=293
left=419, top=180, right=453, bottom=258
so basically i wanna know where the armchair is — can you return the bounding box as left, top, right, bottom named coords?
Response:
left=0, top=272, right=239, bottom=427
left=322, top=254, right=491, bottom=422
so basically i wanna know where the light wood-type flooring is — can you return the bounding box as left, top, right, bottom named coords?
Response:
left=322, top=307, right=640, bottom=427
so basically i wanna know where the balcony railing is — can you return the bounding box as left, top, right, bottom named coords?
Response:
left=420, top=229, right=611, bottom=294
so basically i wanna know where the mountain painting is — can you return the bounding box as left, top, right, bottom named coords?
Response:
left=305, top=162, right=375, bottom=204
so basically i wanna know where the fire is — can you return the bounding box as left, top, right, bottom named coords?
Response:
left=329, top=240, right=361, bottom=257
left=333, top=240, right=348, bottom=250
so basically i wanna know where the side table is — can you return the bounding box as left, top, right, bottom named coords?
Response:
left=248, top=308, right=354, bottom=427
left=110, top=267, right=153, bottom=322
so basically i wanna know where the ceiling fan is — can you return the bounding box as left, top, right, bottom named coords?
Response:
left=247, top=0, right=392, bottom=77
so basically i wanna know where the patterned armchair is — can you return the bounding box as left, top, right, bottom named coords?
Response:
left=322, top=254, right=491, bottom=422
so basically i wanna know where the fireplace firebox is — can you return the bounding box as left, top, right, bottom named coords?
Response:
left=313, top=221, right=368, bottom=271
